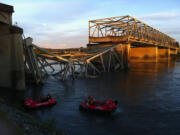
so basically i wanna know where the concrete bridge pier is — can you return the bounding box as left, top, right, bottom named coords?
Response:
left=116, top=43, right=131, bottom=68
left=0, top=24, right=25, bottom=90
left=157, top=48, right=170, bottom=62
left=0, top=3, right=25, bottom=90
left=170, top=49, right=178, bottom=56
left=129, top=46, right=177, bottom=63
left=130, top=46, right=158, bottom=63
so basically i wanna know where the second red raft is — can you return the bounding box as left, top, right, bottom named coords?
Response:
left=79, top=99, right=118, bottom=114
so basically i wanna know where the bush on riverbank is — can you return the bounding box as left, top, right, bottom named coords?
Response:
left=0, top=98, right=65, bottom=135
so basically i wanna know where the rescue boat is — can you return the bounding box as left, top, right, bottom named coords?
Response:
left=79, top=99, right=118, bottom=114
left=23, top=98, right=56, bottom=109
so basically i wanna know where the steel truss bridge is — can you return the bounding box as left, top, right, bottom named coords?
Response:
left=89, top=15, right=179, bottom=49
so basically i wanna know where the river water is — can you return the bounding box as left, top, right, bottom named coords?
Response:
left=26, top=58, right=180, bottom=135
left=3, top=59, right=180, bottom=135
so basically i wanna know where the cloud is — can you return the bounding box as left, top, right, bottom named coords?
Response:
left=5, top=0, right=180, bottom=48
left=33, top=29, right=88, bottom=49
left=157, top=25, right=180, bottom=42
left=13, top=1, right=93, bottom=23
left=19, top=17, right=89, bottom=48
left=139, top=11, right=180, bottom=21
left=9, top=0, right=93, bottom=48
left=137, top=11, right=180, bottom=42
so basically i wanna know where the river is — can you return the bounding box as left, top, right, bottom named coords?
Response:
left=3, top=59, right=180, bottom=135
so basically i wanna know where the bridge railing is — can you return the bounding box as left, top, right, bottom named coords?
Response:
left=89, top=15, right=178, bottom=49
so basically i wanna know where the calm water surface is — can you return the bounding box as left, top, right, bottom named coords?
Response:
left=10, top=60, right=180, bottom=135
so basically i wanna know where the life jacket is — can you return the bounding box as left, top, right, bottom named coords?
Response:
left=89, top=99, right=94, bottom=105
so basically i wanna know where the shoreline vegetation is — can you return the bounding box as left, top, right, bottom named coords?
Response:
left=0, top=98, right=65, bottom=135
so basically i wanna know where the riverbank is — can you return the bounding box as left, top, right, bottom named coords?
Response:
left=0, top=98, right=65, bottom=135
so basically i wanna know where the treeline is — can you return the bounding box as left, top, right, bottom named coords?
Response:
left=34, top=47, right=88, bottom=54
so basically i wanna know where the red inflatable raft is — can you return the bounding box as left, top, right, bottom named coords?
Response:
left=24, top=98, right=56, bottom=109
left=79, top=99, right=118, bottom=114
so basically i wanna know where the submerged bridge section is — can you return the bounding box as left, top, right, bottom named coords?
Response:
left=88, top=15, right=179, bottom=65
left=25, top=38, right=123, bottom=82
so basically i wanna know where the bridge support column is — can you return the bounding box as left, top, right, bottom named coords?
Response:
left=169, top=49, right=178, bottom=59
left=116, top=43, right=131, bottom=68
left=170, top=49, right=178, bottom=55
left=0, top=25, right=25, bottom=90
left=157, top=48, right=170, bottom=62
left=0, top=3, right=25, bottom=90
left=130, top=47, right=158, bottom=63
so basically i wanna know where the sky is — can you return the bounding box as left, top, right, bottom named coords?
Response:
left=1, top=0, right=180, bottom=48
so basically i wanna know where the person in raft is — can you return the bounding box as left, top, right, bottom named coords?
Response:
left=87, top=96, right=95, bottom=105
left=41, top=95, right=45, bottom=102
left=46, top=93, right=52, bottom=100
left=40, top=94, right=51, bottom=102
